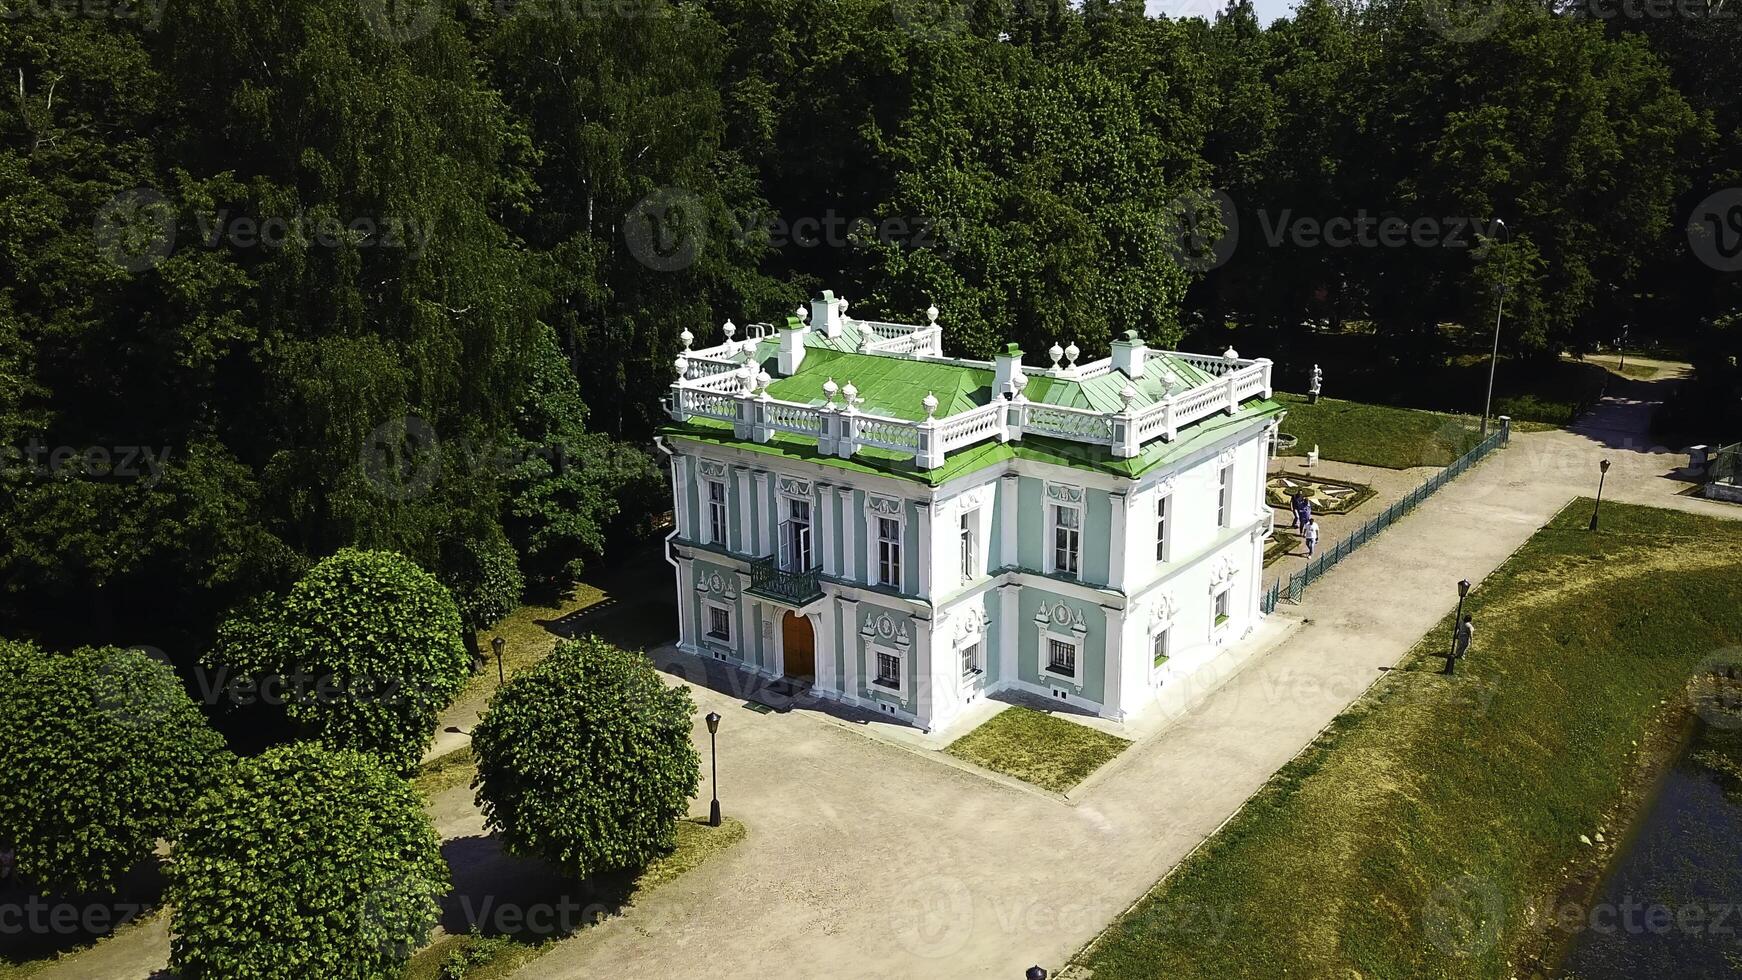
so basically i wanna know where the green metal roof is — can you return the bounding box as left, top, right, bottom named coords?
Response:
left=663, top=397, right=1286, bottom=486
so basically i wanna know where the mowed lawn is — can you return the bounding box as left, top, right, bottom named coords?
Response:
left=1275, top=392, right=1485, bottom=469
left=1073, top=501, right=1742, bottom=979
left=946, top=706, right=1131, bottom=794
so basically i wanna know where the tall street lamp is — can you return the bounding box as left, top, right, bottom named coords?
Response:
left=1481, top=218, right=1509, bottom=439
left=706, top=711, right=723, bottom=827
left=1447, top=578, right=1472, bottom=675
left=491, top=635, right=506, bottom=688
left=1589, top=459, right=1612, bottom=531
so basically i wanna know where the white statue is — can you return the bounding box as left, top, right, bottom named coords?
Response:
left=1309, top=364, right=1324, bottom=403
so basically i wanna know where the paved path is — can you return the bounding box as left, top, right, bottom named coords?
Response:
left=514, top=373, right=1739, bottom=980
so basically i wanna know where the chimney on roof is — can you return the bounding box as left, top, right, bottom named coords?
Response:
left=1111, top=329, right=1147, bottom=378
left=811, top=291, right=844, bottom=339
left=777, top=315, right=808, bottom=375
left=993, top=343, right=1026, bottom=400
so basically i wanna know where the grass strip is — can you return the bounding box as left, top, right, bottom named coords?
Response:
left=946, top=706, right=1131, bottom=794
left=1073, top=500, right=1742, bottom=979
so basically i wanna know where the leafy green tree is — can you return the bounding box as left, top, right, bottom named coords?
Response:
left=210, top=548, right=468, bottom=771
left=167, top=742, right=447, bottom=980
left=471, top=636, right=699, bottom=878
left=0, top=640, right=230, bottom=894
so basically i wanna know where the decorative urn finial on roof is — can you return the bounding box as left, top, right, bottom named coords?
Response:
left=679, top=327, right=694, bottom=351
left=1224, top=346, right=1240, bottom=360
left=926, top=303, right=939, bottom=325
left=1048, top=342, right=1064, bottom=370
left=722, top=319, right=736, bottom=341
left=796, top=304, right=809, bottom=322
left=1065, top=341, right=1080, bottom=368
left=922, top=391, right=939, bottom=419
left=823, top=376, right=839, bottom=407
left=841, top=380, right=859, bottom=406
left=1120, top=383, right=1138, bottom=408
left=674, top=355, right=689, bottom=380
left=755, top=368, right=771, bottom=393
left=739, top=362, right=757, bottom=394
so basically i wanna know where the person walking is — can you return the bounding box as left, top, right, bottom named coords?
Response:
left=1290, top=491, right=1307, bottom=529
left=1446, top=615, right=1475, bottom=675
left=1303, top=518, right=1320, bottom=557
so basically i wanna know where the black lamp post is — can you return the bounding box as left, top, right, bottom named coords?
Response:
left=1589, top=459, right=1612, bottom=531
left=1026, top=967, right=1048, bottom=980
left=705, top=711, right=722, bottom=827
left=491, top=635, right=506, bottom=688
left=1447, top=578, right=1471, bottom=675
left=1481, top=218, right=1509, bottom=439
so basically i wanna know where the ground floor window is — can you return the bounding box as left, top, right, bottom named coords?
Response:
left=961, top=641, right=981, bottom=679
left=707, top=603, right=732, bottom=642
left=1213, top=590, right=1231, bottom=629
left=874, top=650, right=902, bottom=690
left=1046, top=637, right=1077, bottom=678
left=1153, top=628, right=1171, bottom=669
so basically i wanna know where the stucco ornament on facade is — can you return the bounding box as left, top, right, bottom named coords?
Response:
left=867, top=493, right=903, bottom=516
left=1151, top=592, right=1179, bottom=628
left=777, top=476, right=813, bottom=499
left=1035, top=601, right=1089, bottom=635
left=862, top=611, right=912, bottom=647
left=697, top=570, right=741, bottom=598
left=1045, top=481, right=1085, bottom=504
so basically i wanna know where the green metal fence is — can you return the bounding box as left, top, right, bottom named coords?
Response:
left=1263, top=418, right=1510, bottom=611
left=1712, top=442, right=1742, bottom=488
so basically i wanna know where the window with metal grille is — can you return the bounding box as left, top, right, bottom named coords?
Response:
left=1047, top=637, right=1076, bottom=677
left=707, top=605, right=731, bottom=642
left=875, top=651, right=901, bottom=688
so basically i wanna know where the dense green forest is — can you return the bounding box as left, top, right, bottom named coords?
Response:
left=2, top=0, right=1738, bottom=654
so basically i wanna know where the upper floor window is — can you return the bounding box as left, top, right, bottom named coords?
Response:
left=959, top=510, right=978, bottom=582
left=706, top=480, right=728, bottom=545
left=1217, top=464, right=1234, bottom=528
left=877, top=517, right=902, bottom=589
left=1052, top=504, right=1080, bottom=579
left=1155, top=494, right=1170, bottom=562
left=783, top=499, right=812, bottom=571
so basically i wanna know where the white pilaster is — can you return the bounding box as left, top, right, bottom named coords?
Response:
left=818, top=482, right=837, bottom=576
left=1108, top=491, right=1127, bottom=590
left=675, top=559, right=696, bottom=652
left=999, top=582, right=1020, bottom=682
left=999, top=474, right=1018, bottom=570
left=670, top=455, right=691, bottom=539
left=838, top=595, right=860, bottom=698
left=916, top=502, right=932, bottom=599
left=1102, top=604, right=1126, bottom=720
left=733, top=466, right=752, bottom=555
left=759, top=471, right=776, bottom=558
left=838, top=487, right=857, bottom=583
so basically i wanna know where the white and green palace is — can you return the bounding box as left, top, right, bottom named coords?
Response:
left=658, top=292, right=1285, bottom=732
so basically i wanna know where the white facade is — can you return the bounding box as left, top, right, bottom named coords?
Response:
left=660, top=296, right=1283, bottom=732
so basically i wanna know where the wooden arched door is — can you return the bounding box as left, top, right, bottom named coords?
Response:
left=782, top=612, right=815, bottom=684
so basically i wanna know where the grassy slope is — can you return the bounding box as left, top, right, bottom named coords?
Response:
left=1074, top=501, right=1742, bottom=979
left=945, top=706, right=1131, bottom=794
left=1276, top=392, right=1484, bottom=469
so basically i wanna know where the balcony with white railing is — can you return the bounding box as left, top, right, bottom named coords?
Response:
left=664, top=301, right=1275, bottom=470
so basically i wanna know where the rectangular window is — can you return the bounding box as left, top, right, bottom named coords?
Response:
left=1153, top=629, right=1171, bottom=669
left=1047, top=637, right=1077, bottom=678
left=874, top=651, right=901, bottom=689
left=959, top=511, right=977, bottom=581
left=877, top=517, right=902, bottom=589
left=1155, top=494, right=1170, bottom=562
left=707, top=605, right=731, bottom=642
left=961, top=641, right=980, bottom=679
left=707, top=480, right=727, bottom=544
left=1217, top=465, right=1234, bottom=528
left=1214, top=590, right=1231, bottom=627
left=1052, top=505, right=1080, bottom=579
left=783, top=500, right=812, bottom=571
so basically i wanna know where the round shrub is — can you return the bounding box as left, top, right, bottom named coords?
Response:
left=440, top=524, right=523, bottom=632
left=212, top=548, right=469, bottom=772
left=471, top=636, right=699, bottom=878
left=0, top=641, right=230, bottom=895
left=167, top=742, right=447, bottom=980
